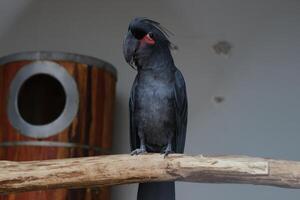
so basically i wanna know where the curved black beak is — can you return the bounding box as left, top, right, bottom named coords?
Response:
left=123, top=31, right=139, bottom=69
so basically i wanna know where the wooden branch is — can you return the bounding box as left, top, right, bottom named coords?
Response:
left=0, top=154, right=300, bottom=194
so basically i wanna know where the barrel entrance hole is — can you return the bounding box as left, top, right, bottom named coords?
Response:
left=17, top=74, right=66, bottom=125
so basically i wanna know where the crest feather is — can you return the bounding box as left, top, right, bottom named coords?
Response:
left=140, top=17, right=178, bottom=50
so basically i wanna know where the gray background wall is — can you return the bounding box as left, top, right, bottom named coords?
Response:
left=0, top=0, right=299, bottom=199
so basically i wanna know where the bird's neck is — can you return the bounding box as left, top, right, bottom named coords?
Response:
left=137, top=47, right=174, bottom=72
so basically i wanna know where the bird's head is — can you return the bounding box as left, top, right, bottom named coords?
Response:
left=123, top=17, right=175, bottom=69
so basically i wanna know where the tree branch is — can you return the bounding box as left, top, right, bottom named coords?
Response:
left=0, top=154, right=299, bottom=194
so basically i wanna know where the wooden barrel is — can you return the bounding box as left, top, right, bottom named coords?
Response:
left=0, top=51, right=117, bottom=200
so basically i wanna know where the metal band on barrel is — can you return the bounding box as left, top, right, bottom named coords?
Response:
left=0, top=141, right=111, bottom=154
left=0, top=51, right=117, bottom=79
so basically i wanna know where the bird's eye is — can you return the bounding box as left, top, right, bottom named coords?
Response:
left=131, top=28, right=147, bottom=40
left=148, top=32, right=154, bottom=38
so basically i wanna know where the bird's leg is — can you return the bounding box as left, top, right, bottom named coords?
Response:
left=162, top=137, right=173, bottom=158
left=131, top=136, right=147, bottom=155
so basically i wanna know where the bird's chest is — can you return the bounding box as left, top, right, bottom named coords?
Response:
left=134, top=75, right=175, bottom=146
left=135, top=76, right=173, bottom=114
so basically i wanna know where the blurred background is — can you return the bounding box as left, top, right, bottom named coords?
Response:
left=0, top=0, right=299, bottom=199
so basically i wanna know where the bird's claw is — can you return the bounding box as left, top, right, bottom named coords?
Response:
left=161, top=149, right=173, bottom=158
left=131, top=148, right=147, bottom=155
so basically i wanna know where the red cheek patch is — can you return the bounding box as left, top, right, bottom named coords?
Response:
left=141, top=34, right=155, bottom=45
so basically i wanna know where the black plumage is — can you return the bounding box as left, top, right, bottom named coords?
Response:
left=123, top=17, right=187, bottom=200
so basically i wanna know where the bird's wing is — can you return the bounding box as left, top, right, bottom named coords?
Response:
left=173, top=68, right=188, bottom=153
left=129, top=76, right=140, bottom=151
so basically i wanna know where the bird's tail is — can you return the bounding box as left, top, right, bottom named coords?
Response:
left=137, top=182, right=175, bottom=200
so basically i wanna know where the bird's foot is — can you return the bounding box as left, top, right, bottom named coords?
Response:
left=161, top=148, right=173, bottom=158
left=131, top=148, right=147, bottom=155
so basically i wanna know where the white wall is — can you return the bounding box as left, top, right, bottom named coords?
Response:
left=0, top=0, right=299, bottom=199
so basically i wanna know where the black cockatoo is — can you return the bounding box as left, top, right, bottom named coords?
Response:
left=123, top=17, right=187, bottom=200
